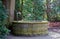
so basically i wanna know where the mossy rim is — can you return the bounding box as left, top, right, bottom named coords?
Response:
left=12, top=21, right=48, bottom=24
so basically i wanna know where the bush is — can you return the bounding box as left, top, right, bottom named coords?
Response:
left=15, top=0, right=47, bottom=21
left=0, top=0, right=10, bottom=39
left=48, top=0, right=60, bottom=22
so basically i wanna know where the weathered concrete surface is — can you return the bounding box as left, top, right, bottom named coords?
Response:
left=7, top=35, right=52, bottom=39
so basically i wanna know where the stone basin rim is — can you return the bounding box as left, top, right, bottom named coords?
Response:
left=12, top=21, right=48, bottom=24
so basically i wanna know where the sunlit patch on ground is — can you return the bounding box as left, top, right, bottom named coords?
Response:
left=49, top=31, right=60, bottom=39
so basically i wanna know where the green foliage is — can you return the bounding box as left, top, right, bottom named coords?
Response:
left=22, top=0, right=33, bottom=20
left=48, top=0, right=60, bottom=21
left=15, top=0, right=21, bottom=11
left=22, top=0, right=46, bottom=21
left=15, top=0, right=22, bottom=20
left=33, top=0, right=46, bottom=20
left=15, top=0, right=60, bottom=21
left=15, top=0, right=47, bottom=21
left=0, top=0, right=9, bottom=39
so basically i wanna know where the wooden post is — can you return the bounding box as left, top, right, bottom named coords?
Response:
left=9, top=0, right=15, bottom=22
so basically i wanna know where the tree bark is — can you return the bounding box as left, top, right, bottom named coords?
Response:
left=9, top=0, right=15, bottom=22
